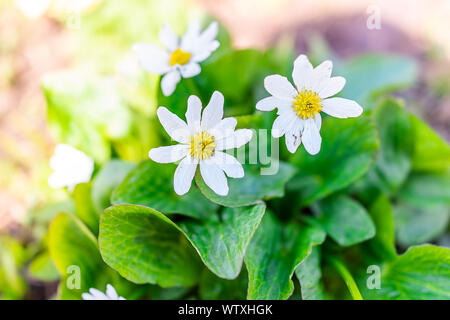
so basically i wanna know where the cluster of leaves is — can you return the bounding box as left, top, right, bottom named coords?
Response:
left=34, top=39, right=450, bottom=299
left=3, top=1, right=448, bottom=299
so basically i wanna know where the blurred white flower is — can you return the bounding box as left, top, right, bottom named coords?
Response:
left=256, top=54, right=363, bottom=155
left=132, top=21, right=220, bottom=96
left=15, top=0, right=51, bottom=18
left=149, top=91, right=252, bottom=196
left=48, top=144, right=94, bottom=190
left=82, top=284, right=125, bottom=300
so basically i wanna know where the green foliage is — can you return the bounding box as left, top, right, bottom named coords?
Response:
left=195, top=162, right=296, bottom=207
left=112, top=161, right=217, bottom=219
left=289, top=116, right=379, bottom=205
left=245, top=212, right=326, bottom=299
left=13, top=2, right=448, bottom=301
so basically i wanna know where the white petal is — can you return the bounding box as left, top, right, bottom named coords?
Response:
left=302, top=118, right=322, bottom=155
left=186, top=95, right=202, bottom=131
left=180, top=20, right=201, bottom=51
left=132, top=43, right=170, bottom=75
left=201, top=91, right=224, bottom=130
left=210, top=117, right=237, bottom=140
left=314, top=113, right=322, bottom=130
left=82, top=293, right=94, bottom=300
left=199, top=21, right=218, bottom=44
left=174, top=156, right=198, bottom=195
left=89, top=288, right=108, bottom=300
left=285, top=124, right=303, bottom=153
left=191, top=40, right=220, bottom=62
left=322, top=97, right=363, bottom=118
left=314, top=60, right=333, bottom=79
left=159, top=23, right=178, bottom=51
left=106, top=284, right=119, bottom=300
left=215, top=129, right=253, bottom=150
left=148, top=145, right=189, bottom=163
left=179, top=62, right=201, bottom=78
left=292, top=54, right=314, bottom=90
left=161, top=70, right=181, bottom=96
left=264, top=75, right=297, bottom=101
left=213, top=151, right=244, bottom=178
left=156, top=107, right=189, bottom=143
left=317, top=76, right=346, bottom=99
left=256, top=96, right=292, bottom=112
left=200, top=161, right=228, bottom=196
left=272, top=111, right=296, bottom=138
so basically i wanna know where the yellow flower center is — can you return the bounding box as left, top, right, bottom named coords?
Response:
left=169, top=48, right=191, bottom=66
left=293, top=90, right=322, bottom=119
left=189, top=131, right=216, bottom=160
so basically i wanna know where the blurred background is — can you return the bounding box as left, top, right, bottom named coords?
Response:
left=0, top=0, right=449, bottom=299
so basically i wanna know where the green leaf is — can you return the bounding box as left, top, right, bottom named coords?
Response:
left=28, top=252, right=60, bottom=282
left=111, top=160, right=217, bottom=219
left=394, top=173, right=450, bottom=247
left=180, top=203, right=266, bottom=279
left=48, top=212, right=104, bottom=299
left=397, top=173, right=450, bottom=206
left=394, top=202, right=449, bottom=247
left=289, top=116, right=379, bottom=206
left=365, top=98, right=413, bottom=193
left=201, top=49, right=263, bottom=108
left=195, top=162, right=296, bottom=207
left=199, top=269, right=248, bottom=300
left=91, top=160, right=135, bottom=213
left=378, top=245, right=450, bottom=300
left=72, top=183, right=99, bottom=236
left=316, top=195, right=375, bottom=246
left=340, top=54, right=417, bottom=107
left=99, top=204, right=203, bottom=287
left=295, top=246, right=325, bottom=300
left=365, top=195, right=397, bottom=261
left=409, top=114, right=450, bottom=173
left=245, top=212, right=326, bottom=299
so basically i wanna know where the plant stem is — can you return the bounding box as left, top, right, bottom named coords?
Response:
left=327, top=256, right=363, bottom=300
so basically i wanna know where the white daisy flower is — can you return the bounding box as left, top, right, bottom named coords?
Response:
left=149, top=91, right=253, bottom=196
left=256, top=54, right=363, bottom=155
left=132, top=21, right=220, bottom=96
left=82, top=284, right=125, bottom=300
left=48, top=144, right=94, bottom=190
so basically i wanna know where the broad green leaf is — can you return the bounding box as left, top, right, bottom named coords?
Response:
left=378, top=245, right=450, bottom=300
left=289, top=116, right=379, bottom=206
left=99, top=204, right=203, bottom=287
left=91, top=159, right=135, bottom=213
left=365, top=195, right=397, bottom=261
left=196, top=162, right=296, bottom=207
left=0, top=238, right=27, bottom=299
left=199, top=269, right=248, bottom=300
left=397, top=173, right=450, bottom=206
left=73, top=183, right=99, bottom=236
left=394, top=202, right=449, bottom=247
left=409, top=114, right=450, bottom=173
left=180, top=203, right=266, bottom=279
left=394, top=173, right=450, bottom=247
left=111, top=160, right=217, bottom=219
left=365, top=98, right=413, bottom=193
left=245, top=212, right=326, bottom=299
left=316, top=195, right=375, bottom=246
left=48, top=212, right=104, bottom=299
left=340, top=54, right=417, bottom=107
left=28, top=251, right=60, bottom=282
left=295, top=246, right=325, bottom=300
